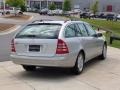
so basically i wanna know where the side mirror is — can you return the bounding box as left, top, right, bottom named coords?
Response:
left=92, top=33, right=103, bottom=37
left=97, top=33, right=103, bottom=37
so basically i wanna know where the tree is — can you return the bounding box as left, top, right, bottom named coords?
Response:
left=20, top=5, right=26, bottom=12
left=49, top=3, right=56, bottom=10
left=91, top=0, right=99, bottom=14
left=63, top=0, right=71, bottom=11
left=6, top=0, right=25, bottom=15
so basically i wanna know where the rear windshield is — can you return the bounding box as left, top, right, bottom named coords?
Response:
left=16, top=24, right=62, bottom=39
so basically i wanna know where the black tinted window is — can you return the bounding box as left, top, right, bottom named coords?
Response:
left=16, top=24, right=62, bottom=39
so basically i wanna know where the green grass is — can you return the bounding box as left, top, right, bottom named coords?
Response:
left=104, top=33, right=120, bottom=48
left=70, top=17, right=120, bottom=48
left=79, top=18, right=120, bottom=35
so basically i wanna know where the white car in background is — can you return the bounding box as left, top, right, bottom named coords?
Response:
left=117, top=14, right=120, bottom=20
left=39, top=8, right=49, bottom=15
left=47, top=10, right=53, bottom=15
left=67, top=9, right=83, bottom=15
left=73, top=9, right=83, bottom=14
left=0, top=7, right=22, bottom=15
left=54, top=9, right=63, bottom=15
left=48, top=9, right=63, bottom=16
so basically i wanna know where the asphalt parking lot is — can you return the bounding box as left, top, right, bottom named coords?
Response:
left=0, top=47, right=120, bottom=90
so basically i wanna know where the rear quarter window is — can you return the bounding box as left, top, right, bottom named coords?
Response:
left=65, top=24, right=76, bottom=38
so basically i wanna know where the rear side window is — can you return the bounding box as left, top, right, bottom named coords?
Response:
left=16, top=24, right=62, bottom=39
left=65, top=24, right=76, bottom=38
left=85, top=24, right=96, bottom=36
left=77, top=23, right=88, bottom=37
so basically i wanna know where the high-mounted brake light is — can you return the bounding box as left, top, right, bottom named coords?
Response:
left=56, top=39, right=69, bottom=54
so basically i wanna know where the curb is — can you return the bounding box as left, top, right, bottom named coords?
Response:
left=0, top=25, right=21, bottom=35
left=0, top=14, right=34, bottom=21
left=0, top=14, right=33, bottom=35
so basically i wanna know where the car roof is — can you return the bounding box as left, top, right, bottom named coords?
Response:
left=30, top=20, right=86, bottom=25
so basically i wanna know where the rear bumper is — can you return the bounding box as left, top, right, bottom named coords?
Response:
left=10, top=54, right=77, bottom=68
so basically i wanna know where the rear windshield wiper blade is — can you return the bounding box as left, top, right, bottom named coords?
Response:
left=16, top=35, right=38, bottom=38
left=26, top=35, right=37, bottom=38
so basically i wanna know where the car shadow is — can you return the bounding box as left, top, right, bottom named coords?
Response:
left=15, top=57, right=104, bottom=81
left=84, top=57, right=103, bottom=72
left=16, top=67, right=75, bottom=81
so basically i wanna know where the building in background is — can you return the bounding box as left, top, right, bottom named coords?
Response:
left=27, top=0, right=120, bottom=13
left=70, top=0, right=120, bottom=13
left=0, top=0, right=3, bottom=9
left=0, top=0, right=119, bottom=13
left=27, top=0, right=63, bottom=10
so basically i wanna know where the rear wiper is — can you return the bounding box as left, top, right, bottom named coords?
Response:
left=26, top=35, right=37, bottom=38
left=16, top=35, right=37, bottom=38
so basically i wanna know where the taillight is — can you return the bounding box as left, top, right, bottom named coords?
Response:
left=11, top=39, right=16, bottom=52
left=56, top=39, right=69, bottom=54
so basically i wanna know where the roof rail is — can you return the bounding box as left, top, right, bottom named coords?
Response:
left=64, top=19, right=71, bottom=23
left=64, top=18, right=80, bottom=23
left=63, top=18, right=73, bottom=23
left=70, top=18, right=80, bottom=21
left=32, top=19, right=53, bottom=23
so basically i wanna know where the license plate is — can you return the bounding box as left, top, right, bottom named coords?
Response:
left=29, top=45, right=40, bottom=52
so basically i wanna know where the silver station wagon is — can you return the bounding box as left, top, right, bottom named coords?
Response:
left=10, top=20, right=107, bottom=74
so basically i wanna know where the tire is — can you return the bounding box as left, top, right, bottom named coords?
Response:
left=99, top=44, right=107, bottom=60
left=72, top=52, right=85, bottom=75
left=22, top=65, right=36, bottom=71
left=19, top=12, right=23, bottom=15
left=6, top=11, right=10, bottom=15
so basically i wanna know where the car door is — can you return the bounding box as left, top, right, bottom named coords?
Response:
left=76, top=23, right=97, bottom=61
left=64, top=23, right=81, bottom=58
left=84, top=23, right=103, bottom=56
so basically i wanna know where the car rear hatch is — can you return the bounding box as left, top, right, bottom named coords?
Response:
left=14, top=23, right=62, bottom=57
